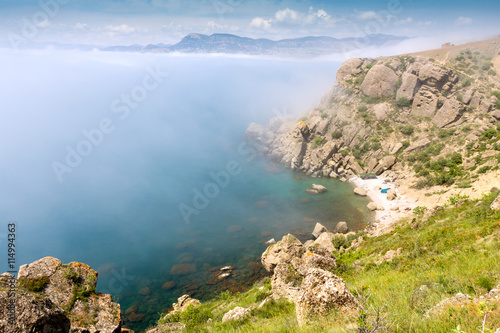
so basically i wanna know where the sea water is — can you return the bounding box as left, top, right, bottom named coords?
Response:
left=0, top=50, right=372, bottom=330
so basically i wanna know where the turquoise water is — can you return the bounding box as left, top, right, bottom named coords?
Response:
left=0, top=50, right=372, bottom=331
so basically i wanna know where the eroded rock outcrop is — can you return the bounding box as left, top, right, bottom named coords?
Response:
left=0, top=257, right=121, bottom=333
left=261, top=234, right=359, bottom=325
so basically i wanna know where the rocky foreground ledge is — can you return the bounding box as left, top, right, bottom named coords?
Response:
left=0, top=257, right=123, bottom=333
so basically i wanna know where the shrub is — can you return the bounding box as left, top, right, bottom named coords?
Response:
left=321, top=112, right=328, bottom=119
left=18, top=276, right=50, bottom=292
left=476, top=276, right=495, bottom=291
left=482, top=128, right=497, bottom=139
left=396, top=97, right=412, bottom=108
left=488, top=69, right=497, bottom=76
left=365, top=63, right=373, bottom=69
left=331, top=130, right=343, bottom=139
left=478, top=166, right=491, bottom=174
left=492, top=91, right=500, bottom=99
left=358, top=104, right=368, bottom=113
left=399, top=125, right=415, bottom=136
left=482, top=62, right=493, bottom=70
left=311, top=137, right=326, bottom=148
left=461, top=77, right=473, bottom=88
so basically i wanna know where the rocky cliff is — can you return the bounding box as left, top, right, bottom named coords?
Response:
left=247, top=38, right=500, bottom=190
left=0, top=257, right=122, bottom=333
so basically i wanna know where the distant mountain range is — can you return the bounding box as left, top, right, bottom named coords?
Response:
left=4, top=33, right=408, bottom=57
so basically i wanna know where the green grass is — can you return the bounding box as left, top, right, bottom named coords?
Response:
left=150, top=192, right=500, bottom=332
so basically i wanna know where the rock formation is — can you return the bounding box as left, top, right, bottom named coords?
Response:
left=261, top=233, right=359, bottom=325
left=0, top=257, right=121, bottom=333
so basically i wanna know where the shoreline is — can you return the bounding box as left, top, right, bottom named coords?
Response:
left=349, top=175, right=417, bottom=236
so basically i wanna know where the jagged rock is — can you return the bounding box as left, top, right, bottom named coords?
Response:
left=491, top=195, right=500, bottom=210
left=433, top=97, right=465, bottom=128
left=361, top=65, right=399, bottom=98
left=334, top=222, right=349, bottom=234
left=261, top=234, right=305, bottom=272
left=222, top=307, right=251, bottom=322
left=391, top=142, right=404, bottom=154
left=310, top=232, right=337, bottom=255
left=4, top=257, right=120, bottom=333
left=397, top=73, right=421, bottom=101
left=480, top=99, right=493, bottom=113
left=372, top=155, right=396, bottom=174
left=491, top=110, right=500, bottom=120
left=373, top=103, right=390, bottom=120
left=295, top=268, right=359, bottom=325
left=353, top=187, right=367, bottom=196
left=304, top=240, right=314, bottom=247
left=171, top=295, right=201, bottom=314
left=406, top=138, right=431, bottom=152
left=367, top=202, right=378, bottom=211
left=411, top=86, right=438, bottom=117
left=418, top=63, right=457, bottom=89
left=311, top=222, right=328, bottom=238
left=18, top=256, right=61, bottom=279
left=0, top=290, right=71, bottom=333
left=387, top=189, right=397, bottom=201
left=336, top=58, right=364, bottom=83
left=463, top=89, right=474, bottom=104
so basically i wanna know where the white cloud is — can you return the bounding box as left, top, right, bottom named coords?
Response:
left=455, top=16, right=473, bottom=25
left=249, top=7, right=333, bottom=31
left=394, top=17, right=413, bottom=25
left=357, top=11, right=378, bottom=20
left=104, top=24, right=137, bottom=34
left=74, top=23, right=88, bottom=30
left=274, top=8, right=301, bottom=24
left=250, top=17, right=272, bottom=30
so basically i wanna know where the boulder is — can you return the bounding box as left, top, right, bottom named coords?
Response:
left=261, top=234, right=305, bottom=272
left=222, top=307, right=251, bottom=322
left=372, top=155, right=396, bottom=175
left=334, top=222, right=349, bottom=234
left=361, top=65, right=399, bottom=98
left=391, top=142, right=404, bottom=154
left=418, top=63, right=457, bottom=89
left=310, top=232, right=337, bottom=255
left=396, top=73, right=421, bottom=101
left=312, top=223, right=328, bottom=238
left=463, top=89, right=474, bottom=105
left=353, top=187, right=367, bottom=196
left=491, top=195, right=500, bottom=211
left=411, top=86, right=438, bottom=117
left=367, top=202, right=378, bottom=211
left=373, top=103, right=390, bottom=120
left=387, top=189, right=397, bottom=201
left=146, top=323, right=186, bottom=333
left=336, top=58, right=364, bottom=84
left=171, top=295, right=201, bottom=314
left=492, top=110, right=500, bottom=120
left=312, top=184, right=327, bottom=193
left=406, top=138, right=431, bottom=153
left=4, top=257, right=121, bottom=333
left=295, top=268, right=359, bottom=325
left=433, top=97, right=465, bottom=128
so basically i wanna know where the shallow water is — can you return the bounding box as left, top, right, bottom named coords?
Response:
left=0, top=50, right=372, bottom=330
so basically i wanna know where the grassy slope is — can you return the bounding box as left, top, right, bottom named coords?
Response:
left=153, top=191, right=500, bottom=332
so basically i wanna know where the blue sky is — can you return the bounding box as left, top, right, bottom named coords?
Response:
left=0, top=0, right=499, bottom=46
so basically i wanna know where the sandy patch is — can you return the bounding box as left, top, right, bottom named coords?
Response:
left=350, top=176, right=417, bottom=236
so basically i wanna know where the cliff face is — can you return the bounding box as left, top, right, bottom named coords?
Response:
left=247, top=38, right=500, bottom=189
left=0, top=257, right=121, bottom=333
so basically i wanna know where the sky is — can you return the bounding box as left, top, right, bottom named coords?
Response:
left=0, top=0, right=499, bottom=47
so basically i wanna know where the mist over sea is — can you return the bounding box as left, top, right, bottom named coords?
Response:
left=0, top=49, right=372, bottom=329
